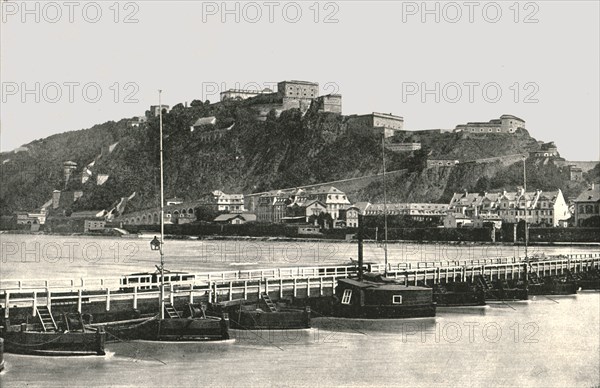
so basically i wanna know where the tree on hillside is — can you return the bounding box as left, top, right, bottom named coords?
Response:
left=584, top=163, right=600, bottom=183
left=474, top=176, right=492, bottom=192
left=194, top=205, right=222, bottom=222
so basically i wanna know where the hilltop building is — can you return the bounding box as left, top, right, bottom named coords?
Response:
left=277, top=80, right=319, bottom=112
left=454, top=114, right=525, bottom=134
left=427, top=159, right=460, bottom=168
left=315, top=94, right=342, bottom=114
left=230, top=80, right=343, bottom=120
left=568, top=165, right=583, bottom=181
left=347, top=112, right=404, bottom=138
left=530, top=142, right=559, bottom=158
left=148, top=105, right=170, bottom=117
left=386, top=142, right=421, bottom=152
left=220, top=88, right=273, bottom=101
left=127, top=116, right=147, bottom=128
left=63, top=161, right=77, bottom=188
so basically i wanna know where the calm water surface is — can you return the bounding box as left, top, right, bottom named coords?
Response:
left=0, top=235, right=598, bottom=387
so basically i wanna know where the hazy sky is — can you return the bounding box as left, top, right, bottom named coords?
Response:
left=1, top=1, right=599, bottom=160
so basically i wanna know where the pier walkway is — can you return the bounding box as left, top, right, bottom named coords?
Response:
left=2, top=253, right=599, bottom=318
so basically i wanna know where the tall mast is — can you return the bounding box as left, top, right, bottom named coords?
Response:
left=159, top=90, right=165, bottom=320
left=382, top=135, right=388, bottom=276
left=523, top=158, right=528, bottom=259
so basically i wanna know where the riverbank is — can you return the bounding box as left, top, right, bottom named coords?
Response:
left=2, top=229, right=599, bottom=247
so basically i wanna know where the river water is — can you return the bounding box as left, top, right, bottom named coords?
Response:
left=0, top=234, right=599, bottom=387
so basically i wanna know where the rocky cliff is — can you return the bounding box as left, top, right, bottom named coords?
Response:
left=1, top=99, right=596, bottom=216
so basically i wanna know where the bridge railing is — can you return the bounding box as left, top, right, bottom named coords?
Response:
left=1, top=254, right=598, bottom=294
left=2, top=274, right=340, bottom=318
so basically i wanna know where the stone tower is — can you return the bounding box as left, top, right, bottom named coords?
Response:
left=63, top=161, right=77, bottom=188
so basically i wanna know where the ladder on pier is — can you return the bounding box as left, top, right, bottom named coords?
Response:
left=476, top=275, right=493, bottom=290
left=164, top=303, right=180, bottom=319
left=36, top=306, right=57, bottom=332
left=528, top=272, right=543, bottom=285
left=261, top=293, right=277, bottom=312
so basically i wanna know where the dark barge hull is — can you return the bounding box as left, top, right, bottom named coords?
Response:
left=434, top=294, right=486, bottom=307
left=484, top=288, right=528, bottom=301
left=2, top=329, right=105, bottom=356
left=432, top=283, right=486, bottom=307
left=209, top=297, right=311, bottom=330
left=333, top=303, right=436, bottom=319
left=104, top=316, right=229, bottom=342
left=528, top=282, right=578, bottom=295
left=577, top=280, right=600, bottom=290
left=228, top=308, right=310, bottom=330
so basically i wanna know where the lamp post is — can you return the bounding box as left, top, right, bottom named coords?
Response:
left=158, top=90, right=165, bottom=320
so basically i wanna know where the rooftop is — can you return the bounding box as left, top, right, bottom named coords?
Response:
left=500, top=114, right=525, bottom=122
left=278, top=80, right=319, bottom=86
left=574, top=185, right=600, bottom=203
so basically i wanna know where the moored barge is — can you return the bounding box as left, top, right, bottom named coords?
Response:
left=1, top=310, right=105, bottom=356
left=332, top=273, right=436, bottom=319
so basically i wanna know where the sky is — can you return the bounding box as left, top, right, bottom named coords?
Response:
left=1, top=1, right=599, bottom=161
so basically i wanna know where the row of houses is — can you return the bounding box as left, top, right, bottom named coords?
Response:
left=447, top=188, right=571, bottom=227
left=362, top=185, right=599, bottom=229
left=18, top=180, right=597, bottom=232
left=118, top=184, right=598, bottom=229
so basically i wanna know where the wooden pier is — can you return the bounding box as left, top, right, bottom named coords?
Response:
left=1, top=253, right=599, bottom=319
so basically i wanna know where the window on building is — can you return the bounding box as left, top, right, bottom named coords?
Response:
left=341, top=289, right=352, bottom=305
left=392, top=295, right=403, bottom=304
